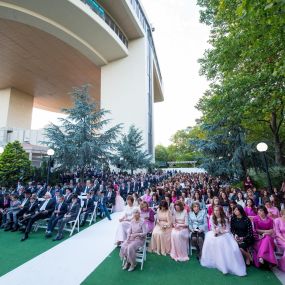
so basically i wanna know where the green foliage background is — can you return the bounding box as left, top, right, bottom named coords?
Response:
left=0, top=141, right=32, bottom=187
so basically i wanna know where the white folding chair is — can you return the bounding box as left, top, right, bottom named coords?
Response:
left=33, top=218, right=49, bottom=232
left=86, top=202, right=98, bottom=225
left=136, top=239, right=147, bottom=270
left=122, top=239, right=147, bottom=271
left=63, top=207, right=83, bottom=236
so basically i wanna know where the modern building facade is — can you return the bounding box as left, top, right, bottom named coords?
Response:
left=0, top=0, right=164, bottom=158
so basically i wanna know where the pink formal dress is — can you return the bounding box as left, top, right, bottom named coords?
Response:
left=244, top=207, right=257, bottom=224
left=141, top=194, right=152, bottom=204
left=274, top=217, right=285, bottom=271
left=149, top=209, right=172, bottom=255
left=170, top=209, right=189, bottom=261
left=244, top=207, right=257, bottom=218
left=267, top=206, right=280, bottom=219
left=253, top=216, right=277, bottom=267
left=120, top=219, right=147, bottom=267
left=140, top=208, right=155, bottom=233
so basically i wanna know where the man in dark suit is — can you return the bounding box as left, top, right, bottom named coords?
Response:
left=21, top=193, right=55, bottom=241
left=36, top=183, right=46, bottom=198
left=106, top=187, right=115, bottom=206
left=64, top=188, right=73, bottom=204
left=82, top=180, right=93, bottom=194
left=98, top=191, right=111, bottom=221
left=80, top=193, right=95, bottom=226
left=73, top=182, right=82, bottom=195
left=45, top=195, right=67, bottom=237
left=53, top=195, right=80, bottom=241
left=18, top=196, right=38, bottom=230
left=120, top=183, right=128, bottom=200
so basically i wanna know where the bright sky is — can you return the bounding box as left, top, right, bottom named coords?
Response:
left=31, top=0, right=210, bottom=146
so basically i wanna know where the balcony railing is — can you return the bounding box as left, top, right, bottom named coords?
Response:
left=81, top=0, right=128, bottom=47
left=129, top=0, right=162, bottom=83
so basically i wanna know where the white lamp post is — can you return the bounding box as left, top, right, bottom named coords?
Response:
left=47, top=148, right=55, bottom=185
left=256, top=142, right=272, bottom=192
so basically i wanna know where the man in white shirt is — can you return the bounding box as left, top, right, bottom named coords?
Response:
left=21, top=193, right=55, bottom=241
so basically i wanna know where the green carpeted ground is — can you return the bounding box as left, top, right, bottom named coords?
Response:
left=82, top=248, right=282, bottom=285
left=0, top=219, right=97, bottom=277
left=0, top=228, right=68, bottom=276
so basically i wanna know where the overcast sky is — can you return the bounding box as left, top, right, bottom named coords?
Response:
left=32, top=0, right=210, bottom=146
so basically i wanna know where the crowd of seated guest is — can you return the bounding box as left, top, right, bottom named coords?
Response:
left=112, top=172, right=285, bottom=274
left=2, top=171, right=285, bottom=276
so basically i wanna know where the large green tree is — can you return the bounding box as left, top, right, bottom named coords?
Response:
left=43, top=85, right=121, bottom=180
left=114, top=125, right=151, bottom=174
left=196, top=0, right=285, bottom=166
left=0, top=141, right=32, bottom=187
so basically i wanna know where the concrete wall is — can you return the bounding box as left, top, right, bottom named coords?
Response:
left=101, top=37, right=149, bottom=151
left=0, top=88, right=34, bottom=129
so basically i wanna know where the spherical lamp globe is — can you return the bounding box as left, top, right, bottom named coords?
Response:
left=47, top=149, right=55, bottom=156
left=256, top=142, right=268, bottom=152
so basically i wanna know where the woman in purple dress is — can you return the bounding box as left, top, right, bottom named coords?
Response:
left=265, top=200, right=280, bottom=219
left=120, top=209, right=147, bottom=271
left=244, top=198, right=257, bottom=222
left=274, top=209, right=285, bottom=271
left=252, top=205, right=277, bottom=267
left=140, top=201, right=155, bottom=233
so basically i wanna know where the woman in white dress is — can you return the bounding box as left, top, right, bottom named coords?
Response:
left=200, top=205, right=246, bottom=276
left=115, top=195, right=137, bottom=245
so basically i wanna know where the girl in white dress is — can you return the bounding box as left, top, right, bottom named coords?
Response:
left=200, top=205, right=246, bottom=276
left=115, top=196, right=137, bottom=245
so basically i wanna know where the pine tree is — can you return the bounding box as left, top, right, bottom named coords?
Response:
left=43, top=85, right=121, bottom=181
left=0, top=141, right=32, bottom=187
left=114, top=125, right=151, bottom=174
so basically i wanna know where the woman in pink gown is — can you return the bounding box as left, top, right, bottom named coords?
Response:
left=244, top=198, right=257, bottom=221
left=274, top=209, right=285, bottom=271
left=265, top=200, right=280, bottom=219
left=140, top=201, right=155, bottom=233
left=149, top=200, right=172, bottom=255
left=113, top=190, right=125, bottom=212
left=170, top=201, right=189, bottom=262
left=141, top=189, right=152, bottom=204
left=252, top=205, right=277, bottom=267
left=207, top=196, right=220, bottom=230
left=120, top=209, right=147, bottom=271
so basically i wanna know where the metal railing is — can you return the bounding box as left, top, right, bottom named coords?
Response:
left=81, top=0, right=128, bottom=47
left=129, top=0, right=162, bottom=83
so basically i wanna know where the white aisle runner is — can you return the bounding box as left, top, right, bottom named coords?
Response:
left=0, top=212, right=121, bottom=285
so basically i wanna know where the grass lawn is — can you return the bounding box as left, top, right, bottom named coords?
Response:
left=82, top=248, right=282, bottom=285
left=0, top=219, right=98, bottom=277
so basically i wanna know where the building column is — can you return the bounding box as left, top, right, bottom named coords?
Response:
left=0, top=88, right=34, bottom=129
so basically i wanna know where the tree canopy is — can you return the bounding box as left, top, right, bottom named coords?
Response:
left=43, top=85, right=121, bottom=180
left=114, top=125, right=151, bottom=174
left=156, top=0, right=285, bottom=178
left=0, top=141, right=32, bottom=187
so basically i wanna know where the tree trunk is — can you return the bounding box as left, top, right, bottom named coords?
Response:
left=271, top=112, right=285, bottom=166
left=80, top=167, right=85, bottom=183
